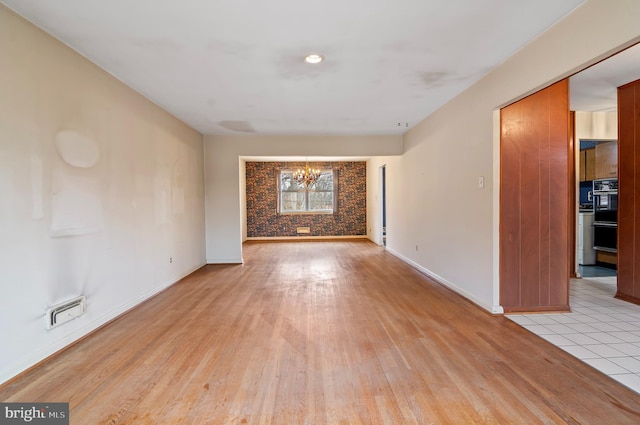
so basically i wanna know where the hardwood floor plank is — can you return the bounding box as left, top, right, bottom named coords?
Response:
left=2, top=240, right=640, bottom=424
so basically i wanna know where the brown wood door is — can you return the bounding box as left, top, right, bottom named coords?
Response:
left=617, top=79, right=640, bottom=303
left=500, top=79, right=571, bottom=313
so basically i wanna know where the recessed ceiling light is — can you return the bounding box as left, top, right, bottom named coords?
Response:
left=304, top=54, right=324, bottom=64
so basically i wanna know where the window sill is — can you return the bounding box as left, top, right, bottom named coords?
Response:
left=278, top=211, right=334, bottom=216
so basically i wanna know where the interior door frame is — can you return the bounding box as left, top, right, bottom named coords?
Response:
left=379, top=164, right=386, bottom=247
left=497, top=41, right=640, bottom=313
left=570, top=111, right=577, bottom=278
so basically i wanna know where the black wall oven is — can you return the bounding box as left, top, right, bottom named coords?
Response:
left=593, top=178, right=618, bottom=252
left=593, top=224, right=617, bottom=252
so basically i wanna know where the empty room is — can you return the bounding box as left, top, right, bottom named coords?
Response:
left=2, top=0, right=640, bottom=423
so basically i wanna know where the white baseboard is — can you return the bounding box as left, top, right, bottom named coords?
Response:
left=0, top=262, right=206, bottom=385
left=206, top=258, right=244, bottom=264
left=386, top=247, right=504, bottom=314
left=246, top=235, right=368, bottom=241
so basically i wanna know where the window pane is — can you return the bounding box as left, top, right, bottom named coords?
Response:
left=279, top=169, right=334, bottom=213
left=309, top=191, right=333, bottom=211
left=281, top=191, right=306, bottom=211
left=280, top=173, right=305, bottom=191
left=312, top=171, right=333, bottom=191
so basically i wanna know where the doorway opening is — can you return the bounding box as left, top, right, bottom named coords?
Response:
left=502, top=42, right=640, bottom=393
left=567, top=43, right=640, bottom=284
left=380, top=165, right=387, bottom=247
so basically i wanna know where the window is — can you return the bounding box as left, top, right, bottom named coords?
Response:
left=279, top=169, right=335, bottom=214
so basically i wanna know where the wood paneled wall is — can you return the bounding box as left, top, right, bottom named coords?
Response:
left=617, top=79, right=640, bottom=304
left=500, top=79, right=570, bottom=312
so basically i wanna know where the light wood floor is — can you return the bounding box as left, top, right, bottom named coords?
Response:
left=2, top=240, right=640, bottom=424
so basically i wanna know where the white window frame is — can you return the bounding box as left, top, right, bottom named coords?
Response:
left=278, top=169, right=336, bottom=214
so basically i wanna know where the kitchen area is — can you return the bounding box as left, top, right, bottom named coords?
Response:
left=507, top=43, right=640, bottom=396
left=576, top=111, right=618, bottom=278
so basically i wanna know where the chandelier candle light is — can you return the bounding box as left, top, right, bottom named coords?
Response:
left=293, top=162, right=321, bottom=186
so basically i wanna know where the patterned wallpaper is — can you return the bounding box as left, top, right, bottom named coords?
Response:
left=246, top=161, right=366, bottom=237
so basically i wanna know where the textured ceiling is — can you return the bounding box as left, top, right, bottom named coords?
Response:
left=2, top=0, right=586, bottom=135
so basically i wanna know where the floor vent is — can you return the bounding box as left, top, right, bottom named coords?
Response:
left=46, top=296, right=86, bottom=329
left=297, top=227, right=310, bottom=234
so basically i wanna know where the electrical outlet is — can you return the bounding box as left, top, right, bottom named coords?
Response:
left=415, top=245, right=419, bottom=251
left=169, top=257, right=173, bottom=263
left=478, top=176, right=485, bottom=188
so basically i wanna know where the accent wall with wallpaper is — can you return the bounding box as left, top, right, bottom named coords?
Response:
left=245, top=161, right=366, bottom=237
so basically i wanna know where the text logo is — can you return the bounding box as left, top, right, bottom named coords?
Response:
left=0, top=403, right=68, bottom=424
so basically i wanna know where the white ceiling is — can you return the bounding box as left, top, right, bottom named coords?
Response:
left=2, top=0, right=586, bottom=136
left=571, top=42, right=640, bottom=112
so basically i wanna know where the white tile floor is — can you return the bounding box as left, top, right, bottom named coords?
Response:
left=506, top=276, right=640, bottom=394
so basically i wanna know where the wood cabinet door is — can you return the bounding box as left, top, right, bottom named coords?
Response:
left=585, top=148, right=596, bottom=181
left=579, top=151, right=586, bottom=182
left=595, top=141, right=618, bottom=179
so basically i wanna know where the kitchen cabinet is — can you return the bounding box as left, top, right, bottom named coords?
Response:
left=579, top=148, right=596, bottom=182
left=585, top=148, right=596, bottom=180
left=596, top=250, right=617, bottom=267
left=595, top=141, right=618, bottom=179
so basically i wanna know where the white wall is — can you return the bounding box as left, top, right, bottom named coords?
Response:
left=0, top=7, right=206, bottom=384
left=366, top=157, right=400, bottom=246
left=393, top=0, right=640, bottom=312
left=239, top=158, right=248, bottom=242
left=366, top=159, right=384, bottom=245
left=204, top=135, right=403, bottom=263
left=575, top=111, right=618, bottom=141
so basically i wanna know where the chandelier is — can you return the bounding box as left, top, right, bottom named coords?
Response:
left=293, top=162, right=321, bottom=186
